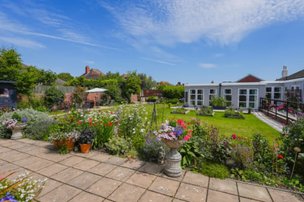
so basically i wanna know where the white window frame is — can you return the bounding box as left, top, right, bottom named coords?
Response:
left=237, top=88, right=259, bottom=109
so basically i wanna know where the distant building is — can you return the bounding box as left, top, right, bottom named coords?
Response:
left=82, top=65, right=103, bottom=79
left=0, top=81, right=17, bottom=108
left=184, top=66, right=304, bottom=109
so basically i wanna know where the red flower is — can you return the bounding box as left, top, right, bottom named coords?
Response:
left=277, top=154, right=284, bottom=159
left=177, top=119, right=186, bottom=129
left=231, top=134, right=237, bottom=139
left=77, top=120, right=82, bottom=125
left=183, top=134, right=191, bottom=141
left=108, top=122, right=113, bottom=127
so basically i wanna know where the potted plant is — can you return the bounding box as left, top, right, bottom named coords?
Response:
left=79, top=128, right=95, bottom=153
left=49, top=127, right=79, bottom=153
left=2, top=114, right=28, bottom=139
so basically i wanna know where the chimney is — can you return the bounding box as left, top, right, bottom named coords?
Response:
left=85, top=65, right=90, bottom=74
left=282, top=65, right=288, bottom=78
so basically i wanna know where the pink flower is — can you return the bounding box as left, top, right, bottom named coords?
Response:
left=231, top=134, right=237, bottom=139
left=183, top=134, right=191, bottom=141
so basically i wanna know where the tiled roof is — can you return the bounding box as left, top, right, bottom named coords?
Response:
left=276, top=69, right=304, bottom=81
left=237, top=74, right=263, bottom=82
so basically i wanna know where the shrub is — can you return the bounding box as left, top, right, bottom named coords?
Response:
left=139, top=137, right=166, bottom=164
left=0, top=109, right=54, bottom=140
left=197, top=106, right=214, bottom=116
left=146, top=96, right=158, bottom=102
left=171, top=108, right=188, bottom=114
left=200, top=161, right=230, bottom=179
left=224, top=108, right=244, bottom=119
left=105, top=136, right=131, bottom=155
left=44, top=87, right=64, bottom=109
left=165, top=98, right=180, bottom=105
left=210, top=96, right=226, bottom=108
left=252, top=134, right=273, bottom=172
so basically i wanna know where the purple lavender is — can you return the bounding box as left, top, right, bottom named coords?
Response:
left=0, top=192, right=18, bottom=202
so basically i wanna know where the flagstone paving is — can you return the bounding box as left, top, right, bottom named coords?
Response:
left=0, top=138, right=303, bottom=202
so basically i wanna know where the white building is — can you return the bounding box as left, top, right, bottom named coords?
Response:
left=184, top=66, right=304, bottom=110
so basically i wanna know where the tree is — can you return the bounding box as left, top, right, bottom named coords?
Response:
left=44, top=87, right=64, bottom=109
left=0, top=48, right=22, bottom=81
left=72, top=86, right=86, bottom=108
left=16, top=66, right=40, bottom=95
left=162, top=85, right=184, bottom=99
left=58, top=72, right=74, bottom=82
left=121, top=72, right=141, bottom=102
left=37, top=69, right=57, bottom=85
left=138, top=73, right=157, bottom=90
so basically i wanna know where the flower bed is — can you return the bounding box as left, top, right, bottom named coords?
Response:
left=171, top=108, right=189, bottom=114
left=196, top=106, right=214, bottom=116
left=224, top=108, right=244, bottom=119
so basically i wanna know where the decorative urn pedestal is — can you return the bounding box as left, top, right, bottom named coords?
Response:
left=162, top=139, right=184, bottom=178
left=11, top=124, right=26, bottom=140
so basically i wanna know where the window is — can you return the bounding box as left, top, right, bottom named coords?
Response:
left=266, top=87, right=272, bottom=99
left=190, top=89, right=196, bottom=106
left=197, top=89, right=203, bottom=106
left=209, top=89, right=216, bottom=102
left=238, top=88, right=258, bottom=108
left=184, top=91, right=188, bottom=103
left=274, top=87, right=281, bottom=100
left=224, top=89, right=232, bottom=106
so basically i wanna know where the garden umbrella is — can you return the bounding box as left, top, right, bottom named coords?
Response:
left=85, top=88, right=107, bottom=93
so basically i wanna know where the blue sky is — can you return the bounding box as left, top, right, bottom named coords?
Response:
left=1, top=0, right=304, bottom=84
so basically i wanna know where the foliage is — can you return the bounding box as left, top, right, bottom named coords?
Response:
left=105, top=135, right=131, bottom=155
left=44, top=87, right=64, bottom=109
left=200, top=161, right=230, bottom=179
left=197, top=106, right=214, bottom=116
left=121, top=72, right=142, bottom=102
left=146, top=96, right=158, bottom=102
left=280, top=119, right=304, bottom=178
left=171, top=108, right=188, bottom=114
left=72, top=86, right=86, bottom=108
left=57, top=72, right=73, bottom=82
left=210, top=96, right=227, bottom=107
left=164, top=98, right=180, bottom=105
left=139, top=137, right=166, bottom=163
left=0, top=109, right=54, bottom=140
left=0, top=172, right=46, bottom=202
left=138, top=73, right=157, bottom=90
left=79, top=128, right=95, bottom=144
left=160, top=85, right=184, bottom=99
left=117, top=104, right=149, bottom=150
left=224, top=108, right=245, bottom=119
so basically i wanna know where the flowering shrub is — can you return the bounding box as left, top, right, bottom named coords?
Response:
left=0, top=172, right=46, bottom=202
left=154, top=119, right=192, bottom=141
left=116, top=104, right=149, bottom=150
left=1, top=119, right=17, bottom=130
left=0, top=109, right=54, bottom=140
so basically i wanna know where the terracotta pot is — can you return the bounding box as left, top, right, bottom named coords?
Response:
left=53, top=138, right=74, bottom=151
left=80, top=144, right=91, bottom=153
left=66, top=138, right=74, bottom=151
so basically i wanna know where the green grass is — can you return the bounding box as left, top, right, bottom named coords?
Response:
left=146, top=104, right=281, bottom=142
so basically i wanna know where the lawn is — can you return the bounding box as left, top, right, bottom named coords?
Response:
left=145, top=104, right=281, bottom=142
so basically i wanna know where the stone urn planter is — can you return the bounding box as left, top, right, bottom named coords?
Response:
left=11, top=124, right=26, bottom=140
left=162, top=139, right=184, bottom=178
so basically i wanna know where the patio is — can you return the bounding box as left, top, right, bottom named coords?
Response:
left=0, top=139, right=303, bottom=202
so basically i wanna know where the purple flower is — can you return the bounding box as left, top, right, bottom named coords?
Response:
left=21, top=117, right=28, bottom=123
left=174, top=128, right=183, bottom=137
left=0, top=192, right=18, bottom=202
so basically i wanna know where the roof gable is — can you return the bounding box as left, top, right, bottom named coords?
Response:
left=276, top=69, right=304, bottom=81
left=237, top=74, right=263, bottom=83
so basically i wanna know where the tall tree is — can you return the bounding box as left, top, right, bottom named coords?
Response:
left=58, top=72, right=74, bottom=82
left=0, top=48, right=22, bottom=81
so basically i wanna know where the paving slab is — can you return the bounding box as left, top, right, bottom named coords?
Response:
left=73, top=159, right=100, bottom=171
left=121, top=159, right=145, bottom=170
left=59, top=156, right=86, bottom=166
left=207, top=190, right=239, bottom=202
left=38, top=184, right=81, bottom=202
left=37, top=163, right=68, bottom=177
left=139, top=190, right=173, bottom=202
left=209, top=178, right=238, bottom=195
left=149, top=177, right=180, bottom=197
left=182, top=171, right=209, bottom=187
left=139, top=162, right=163, bottom=174
left=126, top=171, right=157, bottom=188
left=104, top=155, right=126, bottom=165
left=37, top=178, right=63, bottom=198
left=240, top=198, right=260, bottom=202
left=69, top=192, right=104, bottom=202
left=51, top=167, right=83, bottom=183
left=268, top=189, right=304, bottom=202
left=238, top=183, right=272, bottom=202
left=106, top=166, right=135, bottom=181
left=89, top=162, right=117, bottom=176
left=67, top=172, right=102, bottom=190
left=175, top=183, right=207, bottom=202
left=108, top=183, right=145, bottom=202
left=87, top=177, right=122, bottom=198
left=89, top=152, right=112, bottom=162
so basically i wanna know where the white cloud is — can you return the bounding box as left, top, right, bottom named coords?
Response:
left=141, top=57, right=176, bottom=66
left=0, top=36, right=45, bottom=48
left=102, top=0, right=304, bottom=45
left=199, top=63, right=217, bottom=69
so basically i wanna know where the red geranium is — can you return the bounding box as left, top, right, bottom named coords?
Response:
left=231, top=134, right=237, bottom=139
left=277, top=154, right=284, bottom=159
